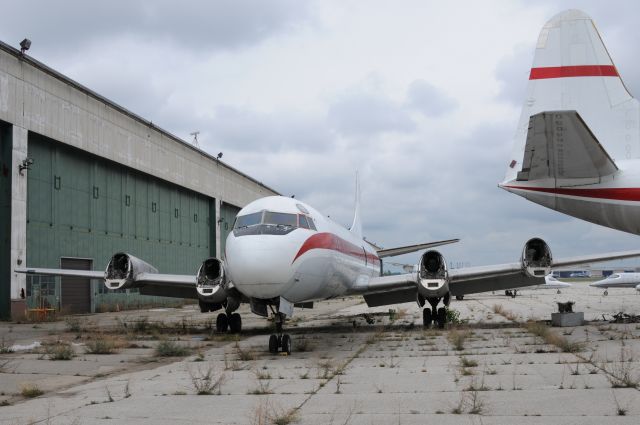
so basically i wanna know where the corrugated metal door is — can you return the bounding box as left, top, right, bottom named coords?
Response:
left=60, top=257, right=92, bottom=314
left=220, top=203, right=241, bottom=259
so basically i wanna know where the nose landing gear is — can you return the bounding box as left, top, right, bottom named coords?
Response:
left=215, top=311, right=243, bottom=333
left=422, top=296, right=448, bottom=328
left=268, top=312, right=291, bottom=354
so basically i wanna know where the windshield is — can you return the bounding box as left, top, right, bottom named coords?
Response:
left=608, top=274, right=620, bottom=279
left=234, top=211, right=263, bottom=229
left=264, top=211, right=298, bottom=227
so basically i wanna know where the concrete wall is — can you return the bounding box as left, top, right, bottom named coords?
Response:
left=0, top=41, right=278, bottom=318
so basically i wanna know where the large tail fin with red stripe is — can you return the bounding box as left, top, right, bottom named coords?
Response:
left=502, top=9, right=639, bottom=185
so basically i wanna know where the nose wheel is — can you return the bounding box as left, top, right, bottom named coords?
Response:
left=215, top=312, right=243, bottom=333
left=422, top=298, right=448, bottom=328
left=268, top=313, right=291, bottom=354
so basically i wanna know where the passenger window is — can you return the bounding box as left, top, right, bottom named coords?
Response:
left=298, top=215, right=309, bottom=229
left=307, top=217, right=317, bottom=231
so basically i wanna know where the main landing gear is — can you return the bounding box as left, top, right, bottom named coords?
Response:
left=268, top=312, right=291, bottom=355
left=421, top=294, right=449, bottom=329
left=215, top=312, right=242, bottom=333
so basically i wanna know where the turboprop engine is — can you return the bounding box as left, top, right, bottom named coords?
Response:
left=417, top=250, right=449, bottom=298
left=196, top=258, right=228, bottom=304
left=104, top=253, right=157, bottom=290
left=521, top=238, right=552, bottom=278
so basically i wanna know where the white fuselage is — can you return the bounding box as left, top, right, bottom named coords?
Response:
left=591, top=272, right=640, bottom=290
left=224, top=196, right=380, bottom=303
left=501, top=160, right=640, bottom=236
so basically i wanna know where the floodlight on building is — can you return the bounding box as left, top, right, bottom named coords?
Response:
left=20, top=38, right=31, bottom=54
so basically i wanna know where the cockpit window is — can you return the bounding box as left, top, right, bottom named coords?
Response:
left=233, top=210, right=317, bottom=236
left=263, top=211, right=298, bottom=227
left=298, top=215, right=309, bottom=229
left=307, top=217, right=317, bottom=231
left=234, top=211, right=263, bottom=229
left=609, top=274, right=620, bottom=279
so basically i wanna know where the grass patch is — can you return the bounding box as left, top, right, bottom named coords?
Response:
left=525, top=321, right=583, bottom=353
left=235, top=341, right=256, bottom=361
left=154, top=340, right=190, bottom=357
left=45, top=343, right=75, bottom=360
left=20, top=383, right=44, bottom=398
left=460, top=357, right=478, bottom=368
left=189, top=366, right=225, bottom=395
left=85, top=337, right=119, bottom=354
left=448, top=330, right=470, bottom=351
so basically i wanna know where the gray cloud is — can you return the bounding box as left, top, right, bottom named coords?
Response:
left=200, top=106, right=335, bottom=153
left=328, top=89, right=416, bottom=137
left=406, top=79, right=457, bottom=116
left=0, top=0, right=312, bottom=54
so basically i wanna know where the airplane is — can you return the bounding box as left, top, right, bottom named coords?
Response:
left=16, top=188, right=640, bottom=354
left=504, top=274, right=571, bottom=297
left=590, top=272, right=640, bottom=296
left=499, top=9, right=640, bottom=236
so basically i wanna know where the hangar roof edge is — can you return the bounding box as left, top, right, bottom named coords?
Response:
left=0, top=40, right=279, bottom=197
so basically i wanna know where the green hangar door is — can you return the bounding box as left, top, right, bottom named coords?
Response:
left=60, top=258, right=92, bottom=314
left=220, top=202, right=241, bottom=259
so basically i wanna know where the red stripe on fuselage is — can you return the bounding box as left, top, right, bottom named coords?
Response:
left=293, top=232, right=380, bottom=266
left=504, top=185, right=640, bottom=202
left=529, top=65, right=618, bottom=80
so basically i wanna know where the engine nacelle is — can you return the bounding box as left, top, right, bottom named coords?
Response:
left=417, top=250, right=450, bottom=298
left=196, top=258, right=227, bottom=303
left=104, top=252, right=158, bottom=290
left=522, top=238, right=552, bottom=278
left=635, top=284, right=640, bottom=293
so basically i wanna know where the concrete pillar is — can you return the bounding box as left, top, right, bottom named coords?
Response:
left=10, top=125, right=27, bottom=319
left=215, top=199, right=222, bottom=259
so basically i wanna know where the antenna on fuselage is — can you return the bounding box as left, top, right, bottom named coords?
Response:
left=350, top=171, right=363, bottom=239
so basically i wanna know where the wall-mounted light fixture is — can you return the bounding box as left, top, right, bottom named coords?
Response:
left=18, top=158, right=33, bottom=175
left=20, top=38, right=31, bottom=54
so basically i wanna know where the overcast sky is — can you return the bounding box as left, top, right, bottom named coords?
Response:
left=2, top=0, right=640, bottom=269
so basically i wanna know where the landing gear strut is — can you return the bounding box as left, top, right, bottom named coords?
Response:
left=268, top=312, right=291, bottom=355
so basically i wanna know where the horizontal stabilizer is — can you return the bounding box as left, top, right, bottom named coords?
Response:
left=517, top=111, right=617, bottom=184
left=377, top=238, right=459, bottom=258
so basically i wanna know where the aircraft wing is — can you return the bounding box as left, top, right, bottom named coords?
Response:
left=351, top=248, right=640, bottom=306
left=16, top=267, right=105, bottom=279
left=15, top=267, right=199, bottom=299
left=376, top=238, right=460, bottom=258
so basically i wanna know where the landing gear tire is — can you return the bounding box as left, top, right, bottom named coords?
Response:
left=229, top=313, right=242, bottom=333
left=436, top=307, right=447, bottom=329
left=199, top=300, right=209, bottom=313
left=505, top=290, right=511, bottom=297
left=281, top=334, right=292, bottom=355
left=604, top=290, right=608, bottom=296
left=423, top=308, right=432, bottom=327
left=557, top=289, right=561, bottom=294
left=269, top=335, right=278, bottom=354
left=455, top=295, right=464, bottom=301
left=216, top=313, right=228, bottom=333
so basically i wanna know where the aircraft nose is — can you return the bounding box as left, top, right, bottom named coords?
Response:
left=225, top=235, right=295, bottom=299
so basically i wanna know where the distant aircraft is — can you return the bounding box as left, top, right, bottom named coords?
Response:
left=17, top=184, right=640, bottom=353
left=504, top=274, right=571, bottom=297
left=590, top=272, right=640, bottom=295
left=500, top=9, right=640, bottom=235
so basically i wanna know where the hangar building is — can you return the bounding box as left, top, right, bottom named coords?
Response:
left=0, top=41, right=278, bottom=319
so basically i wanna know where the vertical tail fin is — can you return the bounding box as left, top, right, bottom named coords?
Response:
left=503, top=9, right=639, bottom=184
left=350, top=172, right=363, bottom=239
